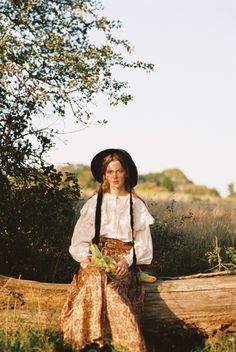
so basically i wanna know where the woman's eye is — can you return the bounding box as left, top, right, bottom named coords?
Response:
left=106, top=171, right=113, bottom=175
left=106, top=169, right=124, bottom=175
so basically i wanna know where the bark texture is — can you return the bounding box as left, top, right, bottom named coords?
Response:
left=0, top=273, right=235, bottom=336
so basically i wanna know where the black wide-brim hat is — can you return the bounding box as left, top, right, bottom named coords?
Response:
left=91, top=148, right=138, bottom=187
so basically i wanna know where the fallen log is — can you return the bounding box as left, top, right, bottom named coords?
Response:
left=0, top=273, right=235, bottom=336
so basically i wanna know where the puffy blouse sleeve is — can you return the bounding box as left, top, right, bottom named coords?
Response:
left=69, top=196, right=96, bottom=262
left=124, top=198, right=154, bottom=267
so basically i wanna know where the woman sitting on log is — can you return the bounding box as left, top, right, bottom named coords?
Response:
left=60, top=148, right=154, bottom=352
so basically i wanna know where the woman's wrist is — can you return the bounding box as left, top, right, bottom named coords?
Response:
left=121, top=257, right=129, bottom=266
left=80, top=256, right=91, bottom=268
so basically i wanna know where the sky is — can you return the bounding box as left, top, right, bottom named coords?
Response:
left=47, top=0, right=236, bottom=197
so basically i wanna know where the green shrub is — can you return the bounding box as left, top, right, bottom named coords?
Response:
left=160, top=176, right=175, bottom=192
left=0, top=168, right=80, bottom=283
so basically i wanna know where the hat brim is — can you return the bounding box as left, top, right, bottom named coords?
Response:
left=91, top=148, right=138, bottom=187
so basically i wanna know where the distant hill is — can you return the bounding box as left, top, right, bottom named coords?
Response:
left=138, top=168, right=191, bottom=192
left=56, top=164, right=221, bottom=199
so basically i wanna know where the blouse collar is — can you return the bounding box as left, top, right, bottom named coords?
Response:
left=104, top=192, right=130, bottom=200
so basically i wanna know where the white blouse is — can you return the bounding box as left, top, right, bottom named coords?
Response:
left=69, top=193, right=154, bottom=267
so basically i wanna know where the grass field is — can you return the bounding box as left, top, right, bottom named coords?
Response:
left=0, top=327, right=235, bottom=351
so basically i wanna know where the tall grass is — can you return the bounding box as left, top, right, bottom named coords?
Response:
left=0, top=329, right=69, bottom=352
left=0, top=286, right=117, bottom=351
left=193, top=332, right=236, bottom=352
left=0, top=329, right=118, bottom=351
left=0, top=328, right=118, bottom=352
left=146, top=197, right=236, bottom=276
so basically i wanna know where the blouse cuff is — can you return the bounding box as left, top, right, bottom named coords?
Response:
left=123, top=250, right=134, bottom=267
left=69, top=246, right=90, bottom=263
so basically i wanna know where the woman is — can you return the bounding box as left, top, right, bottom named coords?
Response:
left=60, top=149, right=154, bottom=352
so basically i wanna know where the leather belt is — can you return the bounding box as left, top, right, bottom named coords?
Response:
left=98, top=237, right=133, bottom=250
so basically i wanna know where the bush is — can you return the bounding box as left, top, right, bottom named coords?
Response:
left=0, top=168, right=80, bottom=283
left=160, top=176, right=174, bottom=192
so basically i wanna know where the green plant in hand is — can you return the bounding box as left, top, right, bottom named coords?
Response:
left=90, top=244, right=117, bottom=274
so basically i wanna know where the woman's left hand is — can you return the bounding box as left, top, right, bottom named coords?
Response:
left=116, top=258, right=129, bottom=276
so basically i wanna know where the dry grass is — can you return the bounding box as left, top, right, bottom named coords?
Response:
left=0, top=278, right=67, bottom=351
left=147, top=196, right=236, bottom=242
left=143, top=196, right=236, bottom=277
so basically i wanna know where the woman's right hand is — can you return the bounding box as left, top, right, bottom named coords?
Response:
left=116, top=258, right=129, bottom=276
left=80, top=256, right=92, bottom=269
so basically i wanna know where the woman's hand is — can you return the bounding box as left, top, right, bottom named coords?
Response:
left=116, top=258, right=129, bottom=276
left=80, top=256, right=92, bottom=269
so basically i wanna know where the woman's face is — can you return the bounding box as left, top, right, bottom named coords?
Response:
left=105, top=160, right=127, bottom=192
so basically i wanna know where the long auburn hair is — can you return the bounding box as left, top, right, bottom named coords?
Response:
left=93, top=152, right=137, bottom=267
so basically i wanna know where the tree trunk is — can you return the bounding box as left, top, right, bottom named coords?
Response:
left=0, top=273, right=235, bottom=336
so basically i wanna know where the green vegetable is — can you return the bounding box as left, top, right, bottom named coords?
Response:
left=90, top=244, right=117, bottom=274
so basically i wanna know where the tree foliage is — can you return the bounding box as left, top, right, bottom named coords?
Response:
left=0, top=0, right=153, bottom=179
left=0, top=0, right=154, bottom=281
left=58, top=163, right=97, bottom=190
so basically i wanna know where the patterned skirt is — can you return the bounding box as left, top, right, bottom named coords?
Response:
left=59, top=237, right=147, bottom=352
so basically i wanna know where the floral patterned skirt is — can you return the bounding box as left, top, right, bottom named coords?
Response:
left=59, top=238, right=147, bottom=352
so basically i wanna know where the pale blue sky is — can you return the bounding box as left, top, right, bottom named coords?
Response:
left=48, top=0, right=236, bottom=197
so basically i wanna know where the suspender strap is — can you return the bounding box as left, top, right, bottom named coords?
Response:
left=129, top=191, right=137, bottom=268
left=93, top=186, right=103, bottom=245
